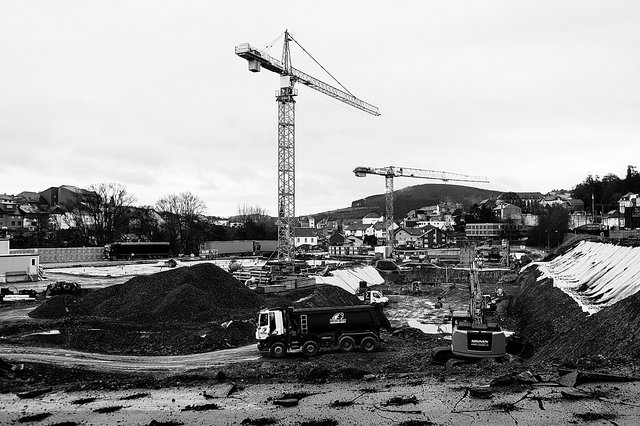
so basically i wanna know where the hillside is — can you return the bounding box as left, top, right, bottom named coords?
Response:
left=313, top=183, right=500, bottom=221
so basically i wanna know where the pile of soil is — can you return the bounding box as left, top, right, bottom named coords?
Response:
left=511, top=267, right=587, bottom=353
left=24, top=264, right=365, bottom=355
left=513, top=264, right=640, bottom=369
left=535, top=288, right=640, bottom=365
left=266, top=285, right=363, bottom=309
left=31, top=263, right=264, bottom=323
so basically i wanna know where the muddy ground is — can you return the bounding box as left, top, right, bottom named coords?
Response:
left=1, top=262, right=640, bottom=424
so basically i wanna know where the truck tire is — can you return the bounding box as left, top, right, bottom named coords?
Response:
left=338, top=336, right=356, bottom=352
left=360, top=336, right=377, bottom=353
left=269, top=342, right=287, bottom=359
left=302, top=340, right=320, bottom=357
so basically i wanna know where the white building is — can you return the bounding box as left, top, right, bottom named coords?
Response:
left=0, top=240, right=40, bottom=283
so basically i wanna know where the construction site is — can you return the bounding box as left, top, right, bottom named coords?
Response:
left=1, top=29, right=640, bottom=425
left=0, top=234, right=639, bottom=424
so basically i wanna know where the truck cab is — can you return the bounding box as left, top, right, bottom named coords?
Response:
left=256, top=309, right=285, bottom=341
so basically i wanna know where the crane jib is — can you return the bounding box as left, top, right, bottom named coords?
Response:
left=235, top=43, right=380, bottom=116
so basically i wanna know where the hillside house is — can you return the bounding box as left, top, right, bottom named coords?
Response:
left=0, top=197, right=22, bottom=231
left=394, top=227, right=424, bottom=247
left=618, top=192, right=640, bottom=229
left=362, top=212, right=383, bottom=225
left=419, top=225, right=447, bottom=248
left=328, top=232, right=347, bottom=246
left=344, top=221, right=369, bottom=238
left=493, top=203, right=522, bottom=222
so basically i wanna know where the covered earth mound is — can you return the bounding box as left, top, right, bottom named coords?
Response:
left=514, top=260, right=640, bottom=370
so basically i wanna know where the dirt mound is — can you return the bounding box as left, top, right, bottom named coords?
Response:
left=535, top=289, right=640, bottom=363
left=513, top=264, right=640, bottom=366
left=31, top=263, right=264, bottom=323
left=265, top=285, right=363, bottom=308
left=512, top=267, right=587, bottom=353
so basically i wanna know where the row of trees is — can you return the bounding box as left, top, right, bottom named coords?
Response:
left=572, top=165, right=640, bottom=213
left=12, top=183, right=277, bottom=255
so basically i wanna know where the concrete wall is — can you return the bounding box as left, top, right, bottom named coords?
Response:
left=610, top=229, right=640, bottom=239
left=10, top=247, right=105, bottom=263
left=407, top=264, right=510, bottom=285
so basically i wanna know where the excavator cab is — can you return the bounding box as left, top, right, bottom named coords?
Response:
left=450, top=257, right=507, bottom=358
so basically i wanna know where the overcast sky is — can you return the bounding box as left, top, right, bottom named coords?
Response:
left=2, top=1, right=639, bottom=217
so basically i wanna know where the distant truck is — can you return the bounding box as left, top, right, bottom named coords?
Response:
left=356, top=280, right=389, bottom=305
left=256, top=305, right=391, bottom=358
left=358, top=290, right=389, bottom=306
left=104, top=242, right=170, bottom=260
left=199, top=240, right=278, bottom=258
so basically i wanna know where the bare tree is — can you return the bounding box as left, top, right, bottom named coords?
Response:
left=156, top=191, right=207, bottom=255
left=64, top=183, right=136, bottom=246
left=236, top=203, right=271, bottom=223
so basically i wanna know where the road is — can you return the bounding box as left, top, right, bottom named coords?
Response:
left=0, top=344, right=260, bottom=373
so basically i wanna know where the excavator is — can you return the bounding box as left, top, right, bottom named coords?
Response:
left=434, top=251, right=506, bottom=361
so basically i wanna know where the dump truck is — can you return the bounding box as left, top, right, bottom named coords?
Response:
left=256, top=305, right=391, bottom=358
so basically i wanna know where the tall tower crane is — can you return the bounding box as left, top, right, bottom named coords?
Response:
left=236, top=31, right=380, bottom=265
left=354, top=166, right=489, bottom=248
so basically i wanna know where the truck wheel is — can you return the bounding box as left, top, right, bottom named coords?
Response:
left=338, top=336, right=356, bottom=352
left=269, top=342, right=287, bottom=359
left=302, top=340, right=320, bottom=357
left=360, top=336, right=377, bottom=353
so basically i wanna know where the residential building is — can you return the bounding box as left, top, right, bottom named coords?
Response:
left=0, top=196, right=22, bottom=231
left=39, top=185, right=86, bottom=208
left=394, top=227, right=424, bottom=247
left=493, top=203, right=522, bottom=223
left=344, top=221, right=369, bottom=238
left=294, top=227, right=318, bottom=247
left=618, top=192, right=640, bottom=229
left=419, top=225, right=447, bottom=248
left=362, top=212, right=383, bottom=225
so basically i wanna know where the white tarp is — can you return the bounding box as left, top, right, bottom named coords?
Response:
left=314, top=265, right=384, bottom=294
left=525, top=241, right=640, bottom=314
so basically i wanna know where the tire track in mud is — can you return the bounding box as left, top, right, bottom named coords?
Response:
left=0, top=343, right=260, bottom=373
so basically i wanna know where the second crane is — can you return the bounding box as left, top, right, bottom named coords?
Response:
left=354, top=166, right=489, bottom=248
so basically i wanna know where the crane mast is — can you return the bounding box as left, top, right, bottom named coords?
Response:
left=237, top=31, right=379, bottom=265
left=354, top=166, right=489, bottom=248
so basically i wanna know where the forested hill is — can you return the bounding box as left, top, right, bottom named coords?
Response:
left=312, top=184, right=501, bottom=221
